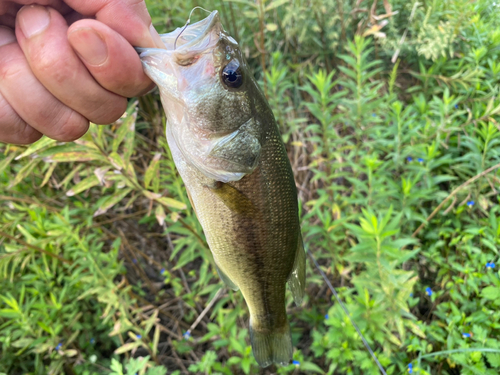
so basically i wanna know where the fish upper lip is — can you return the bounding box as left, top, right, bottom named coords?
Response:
left=135, top=10, right=220, bottom=58
left=160, top=10, right=220, bottom=52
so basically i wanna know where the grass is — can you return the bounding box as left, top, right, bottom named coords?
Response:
left=1, top=0, right=500, bottom=374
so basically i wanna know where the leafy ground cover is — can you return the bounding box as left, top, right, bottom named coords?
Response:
left=1, top=0, right=500, bottom=374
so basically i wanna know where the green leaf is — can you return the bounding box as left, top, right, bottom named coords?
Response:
left=66, top=175, right=100, bottom=197
left=300, top=361, right=325, bottom=373
left=156, top=197, right=187, bottom=210
left=146, top=366, right=168, bottom=375
left=114, top=341, right=141, bottom=354
left=112, top=102, right=137, bottom=153
left=241, top=357, right=251, bottom=374
left=122, top=107, right=137, bottom=164
left=11, top=337, right=34, bottom=348
left=8, top=158, right=41, bottom=188
left=94, top=188, right=133, bottom=217
left=486, top=353, right=500, bottom=368
left=265, top=23, right=278, bottom=32
left=224, top=0, right=258, bottom=8
left=108, top=152, right=125, bottom=170
left=15, top=136, right=57, bottom=160
left=144, top=153, right=161, bottom=189
left=0, top=153, right=15, bottom=175
left=265, top=0, right=289, bottom=11
left=44, top=151, right=105, bottom=163
left=40, top=162, right=57, bottom=187
left=481, top=286, right=500, bottom=300
left=63, top=349, right=78, bottom=357
left=126, top=356, right=150, bottom=374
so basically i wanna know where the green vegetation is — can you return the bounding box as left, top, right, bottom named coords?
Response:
left=2, top=0, right=500, bottom=374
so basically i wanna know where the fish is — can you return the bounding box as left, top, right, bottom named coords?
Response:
left=136, top=10, right=305, bottom=367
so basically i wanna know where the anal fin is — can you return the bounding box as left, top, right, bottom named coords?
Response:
left=287, top=233, right=306, bottom=305
left=215, top=263, right=239, bottom=291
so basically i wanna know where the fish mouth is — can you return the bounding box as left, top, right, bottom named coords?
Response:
left=135, top=10, right=221, bottom=57
left=160, top=10, right=221, bottom=51
left=135, top=10, right=223, bottom=102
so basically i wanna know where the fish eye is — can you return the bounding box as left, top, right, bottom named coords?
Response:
left=221, top=60, right=243, bottom=89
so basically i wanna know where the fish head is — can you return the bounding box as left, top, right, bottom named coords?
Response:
left=138, top=10, right=268, bottom=182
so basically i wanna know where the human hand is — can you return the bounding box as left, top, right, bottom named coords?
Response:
left=0, top=0, right=164, bottom=144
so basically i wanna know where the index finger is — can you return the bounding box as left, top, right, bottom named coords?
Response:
left=63, top=0, right=164, bottom=48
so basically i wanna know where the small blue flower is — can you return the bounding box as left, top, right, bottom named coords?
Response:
left=292, top=360, right=300, bottom=366
left=55, top=342, right=62, bottom=351
left=132, top=258, right=138, bottom=264
left=160, top=268, right=166, bottom=275
left=408, top=363, right=413, bottom=374
left=338, top=85, right=343, bottom=90
left=90, top=338, right=95, bottom=345
left=418, top=158, right=424, bottom=163
left=407, top=157, right=413, bottom=162
left=372, top=113, right=376, bottom=117
left=425, top=287, right=432, bottom=296
left=324, top=314, right=329, bottom=320
left=183, top=331, right=191, bottom=340
left=467, top=201, right=475, bottom=207
left=136, top=334, right=142, bottom=339
left=462, top=332, right=471, bottom=338
left=409, top=293, right=413, bottom=297
left=454, top=104, right=459, bottom=109
left=486, top=262, right=496, bottom=269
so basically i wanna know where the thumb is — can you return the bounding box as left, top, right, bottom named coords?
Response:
left=63, top=0, right=164, bottom=48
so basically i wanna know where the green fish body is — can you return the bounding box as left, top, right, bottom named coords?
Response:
left=137, top=11, right=305, bottom=367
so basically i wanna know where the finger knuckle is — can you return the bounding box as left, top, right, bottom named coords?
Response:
left=0, top=106, right=22, bottom=132
left=0, top=56, right=25, bottom=81
left=0, top=113, right=41, bottom=145
left=0, top=87, right=41, bottom=144
left=12, top=125, right=43, bottom=145
left=87, top=97, right=127, bottom=125
left=52, top=109, right=89, bottom=141
left=114, top=73, right=150, bottom=97
left=128, top=0, right=151, bottom=20
left=32, top=50, right=75, bottom=86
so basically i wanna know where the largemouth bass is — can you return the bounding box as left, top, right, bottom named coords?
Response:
left=137, top=10, right=305, bottom=367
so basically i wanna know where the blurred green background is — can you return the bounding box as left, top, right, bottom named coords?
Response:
left=2, top=0, right=500, bottom=374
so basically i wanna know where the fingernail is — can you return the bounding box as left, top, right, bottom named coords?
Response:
left=0, top=26, right=16, bottom=47
left=18, top=5, right=50, bottom=38
left=69, top=28, right=108, bottom=66
left=150, top=24, right=165, bottom=49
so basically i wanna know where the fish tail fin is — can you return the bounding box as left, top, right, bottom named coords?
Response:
left=249, top=318, right=292, bottom=367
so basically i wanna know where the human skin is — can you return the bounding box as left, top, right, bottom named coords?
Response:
left=0, top=0, right=164, bottom=145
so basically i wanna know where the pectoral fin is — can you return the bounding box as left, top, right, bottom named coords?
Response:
left=208, top=182, right=256, bottom=217
left=208, top=120, right=261, bottom=174
left=287, top=233, right=306, bottom=305
left=215, top=263, right=239, bottom=291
